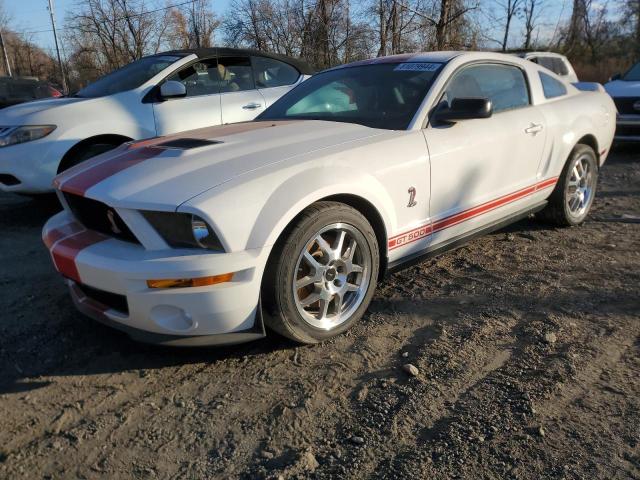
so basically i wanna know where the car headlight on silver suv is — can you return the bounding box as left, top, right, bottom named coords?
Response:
left=143, top=211, right=224, bottom=251
left=0, top=125, right=57, bottom=147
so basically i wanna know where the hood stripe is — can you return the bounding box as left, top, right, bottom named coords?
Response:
left=54, top=121, right=294, bottom=197
left=58, top=147, right=163, bottom=196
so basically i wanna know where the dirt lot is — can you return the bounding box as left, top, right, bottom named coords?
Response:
left=0, top=148, right=638, bottom=480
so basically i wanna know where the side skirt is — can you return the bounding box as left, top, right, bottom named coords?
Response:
left=386, top=201, right=547, bottom=275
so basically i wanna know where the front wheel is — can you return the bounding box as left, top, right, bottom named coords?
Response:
left=539, top=144, right=598, bottom=226
left=57, top=142, right=123, bottom=173
left=263, top=202, right=379, bottom=344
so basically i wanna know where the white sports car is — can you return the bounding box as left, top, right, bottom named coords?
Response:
left=43, top=51, right=616, bottom=346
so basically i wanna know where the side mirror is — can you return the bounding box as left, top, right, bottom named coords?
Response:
left=433, top=97, right=493, bottom=123
left=160, top=80, right=187, bottom=99
left=610, top=73, right=621, bottom=81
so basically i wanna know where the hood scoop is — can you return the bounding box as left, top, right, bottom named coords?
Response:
left=156, top=138, right=222, bottom=150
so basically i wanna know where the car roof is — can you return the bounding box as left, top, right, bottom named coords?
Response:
left=160, top=47, right=315, bottom=75
left=329, top=50, right=540, bottom=72
left=330, top=51, right=463, bottom=70
left=513, top=51, right=567, bottom=59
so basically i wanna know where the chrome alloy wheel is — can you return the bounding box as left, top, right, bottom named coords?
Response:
left=293, top=223, right=371, bottom=330
left=566, top=154, right=595, bottom=217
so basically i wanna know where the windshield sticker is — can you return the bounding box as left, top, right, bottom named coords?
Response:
left=394, top=62, right=441, bottom=72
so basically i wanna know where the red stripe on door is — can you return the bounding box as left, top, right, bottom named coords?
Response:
left=50, top=230, right=107, bottom=282
left=389, top=177, right=558, bottom=250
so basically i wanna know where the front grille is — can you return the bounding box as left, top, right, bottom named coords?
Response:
left=613, top=97, right=640, bottom=114
left=64, top=193, right=140, bottom=244
left=77, top=283, right=129, bottom=314
left=0, top=174, right=20, bottom=186
left=615, top=124, right=640, bottom=138
left=0, top=126, right=13, bottom=136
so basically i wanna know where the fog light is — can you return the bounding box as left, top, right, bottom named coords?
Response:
left=147, top=273, right=233, bottom=289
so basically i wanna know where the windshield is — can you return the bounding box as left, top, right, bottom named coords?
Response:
left=258, top=62, right=443, bottom=130
left=622, top=63, right=640, bottom=81
left=76, top=55, right=184, bottom=98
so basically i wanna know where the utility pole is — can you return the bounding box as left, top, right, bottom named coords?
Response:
left=47, top=0, right=67, bottom=92
left=0, top=28, right=11, bottom=77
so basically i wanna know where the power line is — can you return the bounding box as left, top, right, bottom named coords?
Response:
left=12, top=0, right=199, bottom=36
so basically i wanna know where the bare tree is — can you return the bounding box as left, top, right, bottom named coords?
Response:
left=564, top=0, right=587, bottom=52
left=521, top=0, right=544, bottom=49
left=167, top=1, right=219, bottom=49
left=0, top=0, right=10, bottom=76
left=497, top=0, right=521, bottom=51
left=65, top=0, right=170, bottom=76
left=434, top=0, right=477, bottom=50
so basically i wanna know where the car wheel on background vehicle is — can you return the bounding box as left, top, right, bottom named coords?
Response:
left=57, top=141, right=124, bottom=173
left=540, top=144, right=598, bottom=226
left=263, top=201, right=380, bottom=344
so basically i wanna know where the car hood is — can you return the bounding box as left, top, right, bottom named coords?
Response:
left=54, top=120, right=386, bottom=210
left=604, top=79, right=640, bottom=97
left=0, top=96, right=88, bottom=122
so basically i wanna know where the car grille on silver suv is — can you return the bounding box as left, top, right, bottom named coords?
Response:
left=613, top=97, right=640, bottom=115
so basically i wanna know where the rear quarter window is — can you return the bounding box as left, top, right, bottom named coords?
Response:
left=539, top=71, right=567, bottom=99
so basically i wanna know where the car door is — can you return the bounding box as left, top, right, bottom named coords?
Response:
left=424, top=62, right=547, bottom=246
left=217, top=56, right=266, bottom=124
left=152, top=57, right=222, bottom=135
left=251, top=55, right=302, bottom=108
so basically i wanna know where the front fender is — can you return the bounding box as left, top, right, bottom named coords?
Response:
left=249, top=166, right=395, bottom=249
left=180, top=163, right=396, bottom=254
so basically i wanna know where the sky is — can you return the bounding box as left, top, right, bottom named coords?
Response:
left=3, top=0, right=231, bottom=55
left=2, top=0, right=598, bottom=58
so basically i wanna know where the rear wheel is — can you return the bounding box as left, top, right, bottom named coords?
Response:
left=539, top=144, right=598, bottom=226
left=263, top=202, right=379, bottom=344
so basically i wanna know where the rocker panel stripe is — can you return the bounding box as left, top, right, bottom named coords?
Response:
left=388, top=177, right=558, bottom=250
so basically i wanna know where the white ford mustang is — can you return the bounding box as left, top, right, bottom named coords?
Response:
left=42, top=52, right=615, bottom=346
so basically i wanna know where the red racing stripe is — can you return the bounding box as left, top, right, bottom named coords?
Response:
left=43, top=222, right=85, bottom=249
left=58, top=146, right=163, bottom=197
left=50, top=230, right=107, bottom=282
left=389, top=177, right=558, bottom=250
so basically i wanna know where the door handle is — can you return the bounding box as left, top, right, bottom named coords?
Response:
left=524, top=123, right=544, bottom=135
left=242, top=102, right=263, bottom=110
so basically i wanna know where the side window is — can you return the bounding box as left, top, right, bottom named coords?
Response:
left=217, top=56, right=255, bottom=93
left=167, top=58, right=220, bottom=97
left=443, top=63, right=530, bottom=114
left=539, top=71, right=567, bottom=99
left=537, top=56, right=555, bottom=73
left=552, top=58, right=569, bottom=76
left=252, top=56, right=300, bottom=88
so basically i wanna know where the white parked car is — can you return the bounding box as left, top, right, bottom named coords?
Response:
left=0, top=48, right=312, bottom=193
left=517, top=51, right=579, bottom=83
left=43, top=51, right=615, bottom=346
left=605, top=62, right=640, bottom=141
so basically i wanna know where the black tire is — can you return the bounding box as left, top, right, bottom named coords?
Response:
left=539, top=144, right=598, bottom=226
left=262, top=201, right=380, bottom=344
left=57, top=142, right=122, bottom=173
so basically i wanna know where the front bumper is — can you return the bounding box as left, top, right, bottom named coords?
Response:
left=614, top=114, right=640, bottom=141
left=44, top=211, right=269, bottom=346
left=0, top=137, right=64, bottom=194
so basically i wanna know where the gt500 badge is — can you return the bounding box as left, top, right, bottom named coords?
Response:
left=394, top=62, right=441, bottom=72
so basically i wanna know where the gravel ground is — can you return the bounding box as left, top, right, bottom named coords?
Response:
left=0, top=148, right=638, bottom=479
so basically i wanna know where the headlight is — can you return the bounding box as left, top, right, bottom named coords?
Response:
left=0, top=125, right=56, bottom=147
left=143, top=211, right=224, bottom=251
